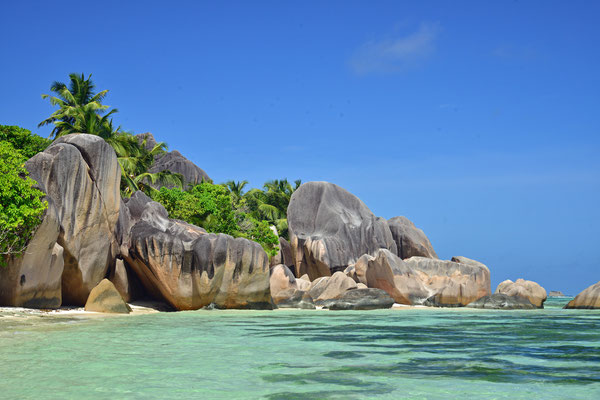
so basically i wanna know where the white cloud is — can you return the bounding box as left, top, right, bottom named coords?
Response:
left=350, top=23, right=440, bottom=75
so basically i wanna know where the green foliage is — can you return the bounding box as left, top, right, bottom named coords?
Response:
left=0, top=125, right=51, bottom=159
left=152, top=183, right=279, bottom=256
left=0, top=142, right=47, bottom=266
left=153, top=183, right=238, bottom=236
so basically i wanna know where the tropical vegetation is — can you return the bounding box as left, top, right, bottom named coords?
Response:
left=0, top=141, right=47, bottom=266
left=0, top=125, right=51, bottom=159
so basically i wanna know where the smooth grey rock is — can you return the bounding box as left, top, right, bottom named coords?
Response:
left=466, top=293, right=536, bottom=309
left=288, top=181, right=396, bottom=280
left=123, top=197, right=271, bottom=310
left=136, top=133, right=210, bottom=188
left=388, top=216, right=437, bottom=259
left=25, top=134, right=121, bottom=305
left=323, top=288, right=394, bottom=310
left=0, top=201, right=64, bottom=308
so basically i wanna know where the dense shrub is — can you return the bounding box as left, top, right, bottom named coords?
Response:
left=152, top=183, right=279, bottom=256
left=0, top=142, right=48, bottom=265
left=0, top=125, right=51, bottom=159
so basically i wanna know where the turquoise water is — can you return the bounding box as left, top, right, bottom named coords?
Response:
left=1, top=297, right=599, bottom=399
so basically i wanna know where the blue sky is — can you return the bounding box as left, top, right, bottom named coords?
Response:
left=1, top=0, right=598, bottom=294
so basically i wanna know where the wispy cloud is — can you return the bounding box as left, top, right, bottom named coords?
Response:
left=350, top=22, right=440, bottom=75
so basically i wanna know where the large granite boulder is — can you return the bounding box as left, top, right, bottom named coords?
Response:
left=404, top=256, right=491, bottom=307
left=466, top=293, right=537, bottom=309
left=323, top=288, right=394, bottom=310
left=274, top=289, right=316, bottom=309
left=122, top=194, right=271, bottom=310
left=136, top=133, right=210, bottom=188
left=288, top=182, right=396, bottom=280
left=495, top=279, right=547, bottom=308
left=270, top=264, right=305, bottom=304
left=564, top=282, right=600, bottom=309
left=84, top=279, right=131, bottom=314
left=0, top=202, right=64, bottom=308
left=388, top=216, right=437, bottom=259
left=25, top=134, right=121, bottom=305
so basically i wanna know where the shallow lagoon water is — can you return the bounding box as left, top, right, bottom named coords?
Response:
left=1, top=297, right=599, bottom=399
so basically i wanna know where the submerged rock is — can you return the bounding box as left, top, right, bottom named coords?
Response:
left=274, top=289, right=316, bottom=309
left=288, top=181, right=396, bottom=280
left=466, top=293, right=536, bottom=309
left=123, top=194, right=271, bottom=310
left=564, top=282, right=600, bottom=309
left=495, top=279, right=547, bottom=308
left=323, top=288, right=394, bottom=310
left=84, top=279, right=131, bottom=314
left=388, top=216, right=437, bottom=259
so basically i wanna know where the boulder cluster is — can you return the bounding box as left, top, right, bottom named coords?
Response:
left=5, top=133, right=596, bottom=312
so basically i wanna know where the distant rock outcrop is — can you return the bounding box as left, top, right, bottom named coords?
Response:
left=495, top=279, right=547, bottom=308
left=136, top=133, right=210, bottom=188
left=121, top=192, right=271, bottom=310
left=466, top=293, right=536, bottom=309
left=564, top=282, right=600, bottom=309
left=287, top=182, right=397, bottom=280
left=388, top=216, right=437, bottom=259
left=548, top=291, right=565, bottom=297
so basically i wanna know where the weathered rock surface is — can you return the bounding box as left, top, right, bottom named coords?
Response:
left=25, top=134, right=121, bottom=305
left=84, top=279, right=131, bottom=313
left=466, top=293, right=536, bottom=309
left=388, top=216, right=437, bottom=259
left=0, top=202, right=64, bottom=308
left=288, top=181, right=396, bottom=280
left=122, top=195, right=271, bottom=310
left=564, top=282, right=600, bottom=309
left=404, top=257, right=491, bottom=307
left=548, top=291, right=565, bottom=297
left=353, top=250, right=412, bottom=304
left=306, top=272, right=357, bottom=304
left=274, top=289, right=316, bottom=309
left=323, top=288, right=394, bottom=310
left=495, top=279, right=547, bottom=308
left=269, top=237, right=295, bottom=273
left=136, top=133, right=210, bottom=188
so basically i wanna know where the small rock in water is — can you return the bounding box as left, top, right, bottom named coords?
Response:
left=323, top=288, right=394, bottom=310
left=466, top=293, right=536, bottom=309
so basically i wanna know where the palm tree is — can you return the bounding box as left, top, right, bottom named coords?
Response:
left=119, top=135, right=184, bottom=197
left=222, top=180, right=248, bottom=206
left=39, top=73, right=111, bottom=139
left=243, top=179, right=301, bottom=238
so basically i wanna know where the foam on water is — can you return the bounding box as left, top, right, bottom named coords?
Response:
left=0, top=297, right=599, bottom=399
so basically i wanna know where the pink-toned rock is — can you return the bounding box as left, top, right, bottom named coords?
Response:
left=307, top=272, right=357, bottom=304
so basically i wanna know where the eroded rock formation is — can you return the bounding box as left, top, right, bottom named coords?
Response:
left=466, top=293, right=536, bottom=309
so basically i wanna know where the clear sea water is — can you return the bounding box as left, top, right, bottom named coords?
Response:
left=1, top=297, right=599, bottom=399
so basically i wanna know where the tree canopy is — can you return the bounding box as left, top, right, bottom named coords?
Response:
left=0, top=141, right=47, bottom=265
left=0, top=125, right=51, bottom=159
